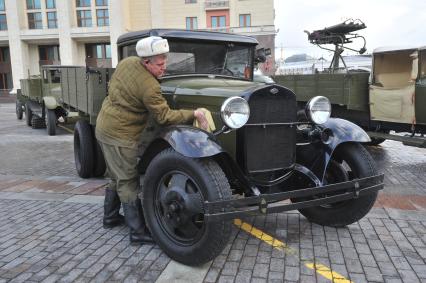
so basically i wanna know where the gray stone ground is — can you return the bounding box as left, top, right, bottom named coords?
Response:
left=0, top=102, right=425, bottom=283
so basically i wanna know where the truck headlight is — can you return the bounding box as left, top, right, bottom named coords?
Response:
left=306, top=96, right=331, bottom=124
left=220, top=96, right=250, bottom=129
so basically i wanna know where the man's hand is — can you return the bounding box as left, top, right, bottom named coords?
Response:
left=194, top=108, right=209, bottom=131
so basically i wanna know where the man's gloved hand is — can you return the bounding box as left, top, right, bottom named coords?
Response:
left=194, top=108, right=209, bottom=131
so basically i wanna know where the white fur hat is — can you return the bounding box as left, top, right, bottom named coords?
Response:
left=136, top=36, right=169, bottom=57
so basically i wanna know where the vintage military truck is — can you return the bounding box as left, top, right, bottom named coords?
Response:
left=70, top=29, right=384, bottom=265
left=16, top=65, right=110, bottom=135
left=16, top=65, right=109, bottom=178
left=274, top=20, right=426, bottom=147
left=17, top=29, right=383, bottom=265
left=16, top=69, right=62, bottom=131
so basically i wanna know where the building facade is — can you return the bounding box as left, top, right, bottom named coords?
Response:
left=0, top=0, right=275, bottom=96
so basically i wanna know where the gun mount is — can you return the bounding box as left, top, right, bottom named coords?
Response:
left=304, top=19, right=367, bottom=72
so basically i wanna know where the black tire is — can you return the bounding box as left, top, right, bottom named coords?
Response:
left=46, top=108, right=57, bottom=136
left=142, top=148, right=232, bottom=266
left=25, top=103, right=32, bottom=126
left=296, top=142, right=378, bottom=227
left=92, top=137, right=106, bottom=177
left=31, top=116, right=46, bottom=129
left=16, top=101, right=23, bottom=120
left=74, top=120, right=94, bottom=178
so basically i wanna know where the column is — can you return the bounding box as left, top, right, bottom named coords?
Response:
left=5, top=0, right=30, bottom=93
left=57, top=0, right=79, bottom=65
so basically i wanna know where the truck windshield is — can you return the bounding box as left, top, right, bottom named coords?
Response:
left=121, top=40, right=254, bottom=80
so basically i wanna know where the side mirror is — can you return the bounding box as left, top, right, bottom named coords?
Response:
left=255, top=48, right=271, bottom=64
left=255, top=49, right=266, bottom=63
left=264, top=48, right=271, bottom=56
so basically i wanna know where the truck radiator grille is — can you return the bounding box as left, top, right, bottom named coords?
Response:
left=239, top=86, right=297, bottom=173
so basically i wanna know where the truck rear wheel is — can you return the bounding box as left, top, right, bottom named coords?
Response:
left=296, top=143, right=378, bottom=227
left=92, top=138, right=106, bottom=177
left=25, top=103, right=32, bottom=126
left=46, top=108, right=57, bottom=136
left=74, top=120, right=94, bottom=178
left=16, top=101, right=23, bottom=120
left=142, top=148, right=232, bottom=266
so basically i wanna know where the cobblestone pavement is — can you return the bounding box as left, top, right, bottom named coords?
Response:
left=0, top=102, right=426, bottom=283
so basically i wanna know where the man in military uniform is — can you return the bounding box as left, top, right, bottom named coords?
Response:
left=96, top=36, right=208, bottom=244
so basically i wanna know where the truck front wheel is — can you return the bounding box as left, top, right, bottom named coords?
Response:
left=46, top=108, right=57, bottom=136
left=16, top=101, right=23, bottom=120
left=142, top=148, right=232, bottom=266
left=74, top=120, right=94, bottom=178
left=296, top=142, right=378, bottom=227
left=25, top=103, right=32, bottom=126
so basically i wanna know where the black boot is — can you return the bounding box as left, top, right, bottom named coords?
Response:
left=103, top=188, right=125, bottom=228
left=122, top=199, right=154, bottom=245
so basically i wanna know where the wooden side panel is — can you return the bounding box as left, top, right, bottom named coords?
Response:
left=273, top=73, right=369, bottom=111
left=87, top=68, right=108, bottom=124
left=76, top=68, right=88, bottom=113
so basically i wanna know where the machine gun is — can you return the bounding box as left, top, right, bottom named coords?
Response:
left=304, top=19, right=367, bottom=72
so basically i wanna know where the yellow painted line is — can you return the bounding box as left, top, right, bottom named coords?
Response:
left=234, top=219, right=353, bottom=283
left=305, top=263, right=352, bottom=283
left=58, top=124, right=74, bottom=134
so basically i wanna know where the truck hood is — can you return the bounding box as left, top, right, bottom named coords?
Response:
left=160, top=76, right=263, bottom=97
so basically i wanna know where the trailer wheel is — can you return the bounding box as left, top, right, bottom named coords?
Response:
left=16, top=101, right=23, bottom=120
left=46, top=108, right=57, bottom=136
left=74, top=120, right=94, bottom=178
left=92, top=138, right=106, bottom=177
left=142, top=148, right=232, bottom=266
left=295, top=143, right=378, bottom=227
left=25, top=103, right=32, bottom=126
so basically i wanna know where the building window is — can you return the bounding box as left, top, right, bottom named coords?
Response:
left=186, top=17, right=197, bottom=30
left=28, top=12, right=42, bottom=29
left=185, top=0, right=196, bottom=3
left=96, top=9, right=109, bottom=26
left=77, top=10, right=92, bottom=27
left=39, top=45, right=60, bottom=61
left=86, top=43, right=112, bottom=68
left=239, top=14, right=251, bottom=27
left=46, top=0, right=55, bottom=9
left=76, top=0, right=91, bottom=7
left=0, top=14, right=6, bottom=30
left=211, top=16, right=226, bottom=28
left=96, top=0, right=108, bottom=6
left=86, top=43, right=111, bottom=59
left=47, top=12, right=57, bottom=28
left=0, top=0, right=5, bottom=11
left=26, top=0, right=41, bottom=9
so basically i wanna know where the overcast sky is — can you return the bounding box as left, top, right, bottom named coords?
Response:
left=274, top=0, right=426, bottom=60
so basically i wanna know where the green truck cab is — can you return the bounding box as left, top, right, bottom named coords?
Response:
left=274, top=21, right=426, bottom=147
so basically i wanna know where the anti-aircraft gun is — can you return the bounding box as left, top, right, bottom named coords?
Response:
left=304, top=19, right=367, bottom=72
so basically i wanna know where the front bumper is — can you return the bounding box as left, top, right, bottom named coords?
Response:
left=204, top=174, right=384, bottom=221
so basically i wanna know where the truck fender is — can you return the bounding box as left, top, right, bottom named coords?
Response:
left=43, top=96, right=58, bottom=110
left=138, top=125, right=225, bottom=173
left=321, top=118, right=371, bottom=181
left=160, top=125, right=224, bottom=157
left=297, top=118, right=371, bottom=184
